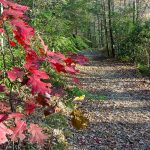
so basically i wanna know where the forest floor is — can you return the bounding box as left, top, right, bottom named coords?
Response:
left=67, top=58, right=150, bottom=150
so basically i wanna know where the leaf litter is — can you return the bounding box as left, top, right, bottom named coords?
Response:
left=67, top=58, right=150, bottom=150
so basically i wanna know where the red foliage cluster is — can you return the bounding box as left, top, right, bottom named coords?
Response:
left=0, top=112, right=47, bottom=145
left=0, top=0, right=88, bottom=146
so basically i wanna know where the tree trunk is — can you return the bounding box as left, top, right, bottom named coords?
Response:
left=102, top=0, right=109, bottom=56
left=108, top=0, right=115, bottom=57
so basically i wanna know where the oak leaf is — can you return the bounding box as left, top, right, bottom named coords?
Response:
left=7, top=67, right=24, bottom=82
left=71, top=109, right=89, bottom=130
left=25, top=102, right=36, bottom=115
left=28, top=123, right=48, bottom=145
left=0, top=123, right=13, bottom=144
left=11, top=119, right=27, bottom=141
left=27, top=70, right=51, bottom=94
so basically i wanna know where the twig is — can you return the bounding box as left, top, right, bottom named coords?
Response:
left=9, top=82, right=15, bottom=112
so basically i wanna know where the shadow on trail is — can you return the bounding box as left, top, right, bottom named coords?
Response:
left=85, top=59, right=133, bottom=67
left=68, top=121, right=150, bottom=150
left=68, top=58, right=150, bottom=150
left=79, top=67, right=140, bottom=79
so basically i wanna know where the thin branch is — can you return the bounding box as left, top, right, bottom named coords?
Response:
left=9, top=82, right=15, bottom=112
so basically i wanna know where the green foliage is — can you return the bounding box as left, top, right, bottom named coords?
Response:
left=138, top=64, right=150, bottom=76
left=21, top=0, right=90, bottom=53
left=45, top=113, right=68, bottom=129
left=67, top=87, right=85, bottom=97
left=51, top=141, right=66, bottom=150
left=86, top=92, right=107, bottom=101
left=112, top=7, right=150, bottom=74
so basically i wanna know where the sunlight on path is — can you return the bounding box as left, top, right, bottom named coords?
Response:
left=67, top=59, right=150, bottom=150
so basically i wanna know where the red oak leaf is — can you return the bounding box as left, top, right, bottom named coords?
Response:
left=0, top=85, right=5, bottom=92
left=6, top=1, right=28, bottom=12
left=48, top=59, right=59, bottom=65
left=0, top=0, right=28, bottom=12
left=0, top=114, right=8, bottom=123
left=27, top=70, right=51, bottom=94
left=11, top=20, right=34, bottom=46
left=47, top=51, right=55, bottom=57
left=0, top=0, right=8, bottom=8
left=7, top=67, right=24, bottom=82
left=0, top=123, right=13, bottom=144
left=24, top=49, right=42, bottom=70
left=44, top=106, right=56, bottom=116
left=65, top=66, right=77, bottom=74
left=50, top=62, right=65, bottom=72
left=0, top=28, right=4, bottom=33
left=14, top=32, right=26, bottom=46
left=55, top=52, right=66, bottom=60
left=11, top=119, right=27, bottom=141
left=64, top=57, right=74, bottom=65
left=25, top=102, right=36, bottom=115
left=9, top=40, right=16, bottom=47
left=28, top=123, right=48, bottom=145
left=2, top=8, right=25, bottom=19
left=9, top=112, right=25, bottom=120
left=36, top=94, right=49, bottom=107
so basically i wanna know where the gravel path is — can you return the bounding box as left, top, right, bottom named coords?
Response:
left=67, top=59, right=150, bottom=150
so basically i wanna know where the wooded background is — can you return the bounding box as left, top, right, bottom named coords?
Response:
left=16, top=0, right=150, bottom=74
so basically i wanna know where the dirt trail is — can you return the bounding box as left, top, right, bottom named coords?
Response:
left=67, top=59, right=150, bottom=150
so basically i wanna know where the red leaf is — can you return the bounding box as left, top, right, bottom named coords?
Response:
left=11, top=119, right=27, bottom=141
left=0, top=0, right=8, bottom=8
left=0, top=123, right=13, bottom=144
left=24, top=49, right=42, bottom=70
left=9, top=40, right=16, bottom=47
left=0, top=0, right=28, bottom=12
left=11, top=20, right=34, bottom=46
left=7, top=1, right=28, bottom=12
left=28, top=123, right=48, bottom=145
left=64, top=57, right=74, bottom=65
left=0, top=28, right=4, bottom=33
left=47, top=51, right=55, bottom=57
left=9, top=112, right=25, bottom=120
left=7, top=67, right=24, bottom=81
left=0, top=114, right=8, bottom=123
left=50, top=62, right=65, bottom=72
left=65, top=66, right=77, bottom=74
left=44, top=106, right=56, bottom=116
left=55, top=52, right=66, bottom=60
left=2, top=8, right=25, bottom=19
left=36, top=94, right=49, bottom=107
left=0, top=85, right=5, bottom=92
left=25, top=102, right=36, bottom=115
left=27, top=70, right=51, bottom=94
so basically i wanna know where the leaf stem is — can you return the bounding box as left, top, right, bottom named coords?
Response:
left=9, top=82, right=15, bottom=112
